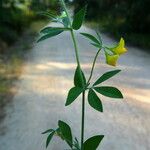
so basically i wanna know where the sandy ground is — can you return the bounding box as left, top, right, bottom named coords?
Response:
left=0, top=25, right=150, bottom=150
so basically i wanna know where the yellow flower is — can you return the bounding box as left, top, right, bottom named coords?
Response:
left=111, top=38, right=127, bottom=55
left=105, top=53, right=119, bottom=66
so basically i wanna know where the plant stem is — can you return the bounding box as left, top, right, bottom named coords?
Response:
left=87, top=48, right=101, bottom=84
left=60, top=1, right=86, bottom=149
left=69, top=23, right=86, bottom=150
left=70, top=29, right=86, bottom=150
left=70, top=25, right=85, bottom=150
left=70, top=29, right=81, bottom=67
left=60, top=0, right=81, bottom=68
left=60, top=0, right=72, bottom=27
left=81, top=91, right=85, bottom=150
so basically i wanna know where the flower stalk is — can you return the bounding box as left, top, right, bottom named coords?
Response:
left=87, top=48, right=101, bottom=85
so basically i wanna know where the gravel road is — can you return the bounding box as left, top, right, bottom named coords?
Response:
left=0, top=25, right=150, bottom=150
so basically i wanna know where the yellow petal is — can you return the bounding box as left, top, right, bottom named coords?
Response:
left=112, top=38, right=127, bottom=55
left=106, top=53, right=119, bottom=66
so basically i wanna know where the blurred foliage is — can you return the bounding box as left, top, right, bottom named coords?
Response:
left=73, top=0, right=150, bottom=49
left=73, top=0, right=150, bottom=34
left=0, top=19, right=46, bottom=109
left=0, top=0, right=60, bottom=106
left=0, top=0, right=60, bottom=49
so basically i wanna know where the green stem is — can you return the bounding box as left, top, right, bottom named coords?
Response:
left=60, top=1, right=85, bottom=149
left=70, top=29, right=81, bottom=67
left=81, top=91, right=85, bottom=150
left=70, top=29, right=86, bottom=150
left=60, top=0, right=72, bottom=27
left=87, top=49, right=101, bottom=85
left=60, top=0, right=81, bottom=68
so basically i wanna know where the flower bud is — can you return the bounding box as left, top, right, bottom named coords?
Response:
left=105, top=53, right=119, bottom=66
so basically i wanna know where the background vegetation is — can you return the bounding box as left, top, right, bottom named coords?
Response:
left=0, top=0, right=60, bottom=50
left=0, top=0, right=60, bottom=111
left=1, top=0, right=149, bottom=49
left=73, top=0, right=150, bottom=49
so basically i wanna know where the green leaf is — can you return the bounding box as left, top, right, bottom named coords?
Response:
left=88, top=89, right=103, bottom=112
left=41, top=27, right=71, bottom=34
left=37, top=28, right=64, bottom=42
left=65, top=87, right=83, bottom=106
left=83, top=135, right=104, bottom=150
left=38, top=11, right=56, bottom=19
left=55, top=128, right=65, bottom=140
left=74, top=137, right=80, bottom=150
left=74, top=66, right=86, bottom=88
left=91, top=43, right=101, bottom=48
left=62, top=17, right=70, bottom=27
left=42, top=129, right=54, bottom=134
left=96, top=32, right=102, bottom=45
left=46, top=131, right=55, bottom=148
left=40, top=27, right=66, bottom=34
left=94, top=86, right=123, bottom=98
left=93, top=70, right=121, bottom=86
left=58, top=120, right=73, bottom=148
left=72, top=5, right=87, bottom=30
left=80, top=32, right=101, bottom=48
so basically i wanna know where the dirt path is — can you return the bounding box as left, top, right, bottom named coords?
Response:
left=0, top=25, right=150, bottom=150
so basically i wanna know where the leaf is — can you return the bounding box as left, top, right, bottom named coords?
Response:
left=80, top=32, right=101, bottom=48
left=40, top=27, right=70, bottom=34
left=37, top=28, right=64, bottom=42
left=74, top=137, right=80, bottom=150
left=65, top=87, right=83, bottom=106
left=40, top=27, right=66, bottom=34
left=55, top=128, right=65, bottom=140
left=88, top=89, right=103, bottom=112
left=46, top=131, right=55, bottom=148
left=83, top=135, right=104, bottom=150
left=62, top=17, right=70, bottom=27
left=42, top=129, right=54, bottom=134
left=91, top=43, right=101, bottom=48
left=96, top=32, right=102, bottom=45
left=93, top=70, right=121, bottom=86
left=74, top=66, right=86, bottom=88
left=72, top=5, right=87, bottom=30
left=38, top=11, right=56, bottom=19
left=58, top=120, right=73, bottom=148
left=94, top=86, right=123, bottom=98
